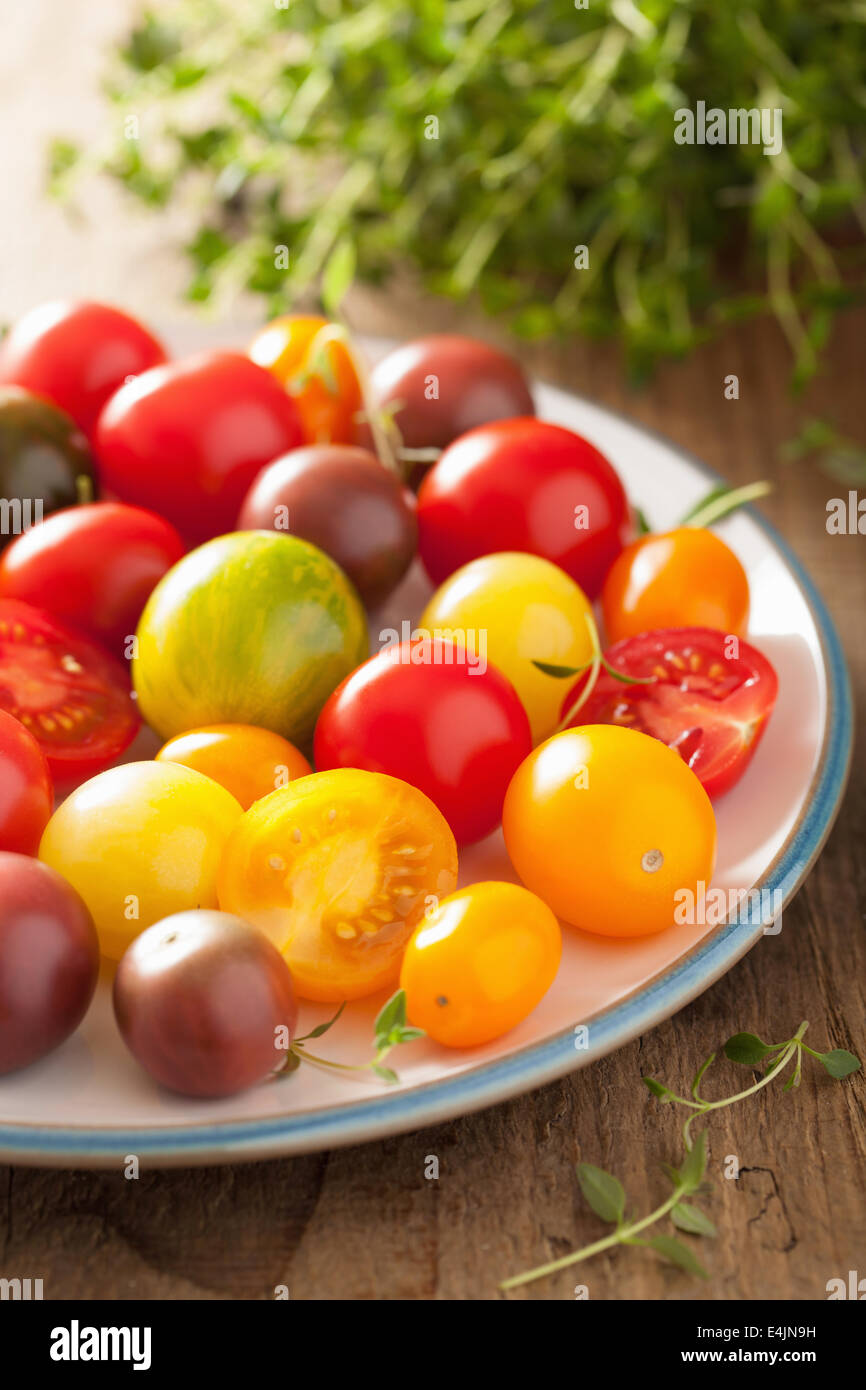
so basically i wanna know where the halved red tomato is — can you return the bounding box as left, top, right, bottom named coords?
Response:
left=0, top=599, right=140, bottom=782
left=560, top=627, right=778, bottom=799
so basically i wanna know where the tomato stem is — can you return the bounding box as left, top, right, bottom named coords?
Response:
left=679, top=1023, right=808, bottom=1150
left=500, top=1185, right=686, bottom=1291
left=679, top=480, right=772, bottom=530
left=551, top=612, right=604, bottom=734
left=398, top=446, right=442, bottom=463
left=290, top=1041, right=393, bottom=1079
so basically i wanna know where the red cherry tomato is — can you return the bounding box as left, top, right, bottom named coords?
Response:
left=0, top=709, right=53, bottom=855
left=0, top=503, right=185, bottom=655
left=417, top=418, right=631, bottom=596
left=0, top=599, right=139, bottom=782
left=0, top=301, right=166, bottom=436
left=560, top=628, right=778, bottom=799
left=95, top=352, right=304, bottom=545
left=314, top=638, right=532, bottom=845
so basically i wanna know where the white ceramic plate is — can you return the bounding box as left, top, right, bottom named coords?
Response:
left=0, top=343, right=852, bottom=1167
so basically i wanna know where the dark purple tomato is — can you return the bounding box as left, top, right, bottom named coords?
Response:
left=113, top=909, right=299, bottom=1098
left=369, top=335, right=535, bottom=452
left=0, top=387, right=96, bottom=550
left=237, top=444, right=417, bottom=608
left=0, top=852, right=99, bottom=1074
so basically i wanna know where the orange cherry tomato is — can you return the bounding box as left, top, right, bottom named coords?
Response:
left=248, top=315, right=362, bottom=445
left=503, top=725, right=716, bottom=938
left=601, top=527, right=749, bottom=644
left=218, top=768, right=457, bottom=1002
left=155, top=724, right=312, bottom=811
left=400, top=882, right=561, bottom=1048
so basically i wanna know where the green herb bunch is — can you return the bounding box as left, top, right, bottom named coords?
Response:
left=51, top=0, right=865, bottom=383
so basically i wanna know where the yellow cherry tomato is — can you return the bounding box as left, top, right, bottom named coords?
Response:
left=218, top=768, right=458, bottom=1002
left=38, top=762, right=243, bottom=960
left=248, top=315, right=362, bottom=445
left=503, top=725, right=716, bottom=938
left=400, top=882, right=561, bottom=1048
left=420, top=551, right=595, bottom=743
left=601, top=527, right=749, bottom=644
left=155, top=724, right=312, bottom=811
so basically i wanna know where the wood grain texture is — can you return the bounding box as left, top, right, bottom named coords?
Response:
left=0, top=0, right=863, bottom=1304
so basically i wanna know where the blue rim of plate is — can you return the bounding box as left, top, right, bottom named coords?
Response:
left=0, top=414, right=853, bottom=1166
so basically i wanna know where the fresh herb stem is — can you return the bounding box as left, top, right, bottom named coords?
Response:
left=678, top=1022, right=807, bottom=1149
left=553, top=613, right=604, bottom=733
left=500, top=1186, right=684, bottom=1290
left=533, top=611, right=654, bottom=736
left=500, top=1022, right=860, bottom=1292
left=285, top=989, right=424, bottom=1086
left=679, top=480, right=772, bottom=529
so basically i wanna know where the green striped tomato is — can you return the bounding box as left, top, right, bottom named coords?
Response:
left=133, top=531, right=368, bottom=748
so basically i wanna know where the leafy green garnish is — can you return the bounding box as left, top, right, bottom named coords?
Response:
left=671, top=1202, right=717, bottom=1238
left=501, top=1022, right=860, bottom=1291
left=321, top=238, right=357, bottom=322
left=577, top=1164, right=626, bottom=1225
left=721, top=1030, right=776, bottom=1065
left=293, top=1001, right=347, bottom=1043
left=819, top=1049, right=862, bottom=1079
left=49, top=1, right=866, bottom=386
left=646, top=1234, right=709, bottom=1279
left=286, top=989, right=424, bottom=1085
left=782, top=418, right=866, bottom=485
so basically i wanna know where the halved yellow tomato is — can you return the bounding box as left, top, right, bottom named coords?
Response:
left=217, top=768, right=458, bottom=1001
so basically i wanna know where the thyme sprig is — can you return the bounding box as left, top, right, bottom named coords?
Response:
left=284, top=989, right=424, bottom=1085
left=501, top=1022, right=860, bottom=1291
left=48, top=1, right=866, bottom=386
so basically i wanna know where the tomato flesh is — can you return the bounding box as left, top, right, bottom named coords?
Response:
left=218, top=768, right=458, bottom=1002
left=562, top=627, right=778, bottom=799
left=0, top=599, right=140, bottom=781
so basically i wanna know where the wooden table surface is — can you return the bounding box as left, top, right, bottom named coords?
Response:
left=0, top=2, right=863, bottom=1302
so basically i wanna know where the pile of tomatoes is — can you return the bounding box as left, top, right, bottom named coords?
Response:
left=0, top=300, right=779, bottom=1098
